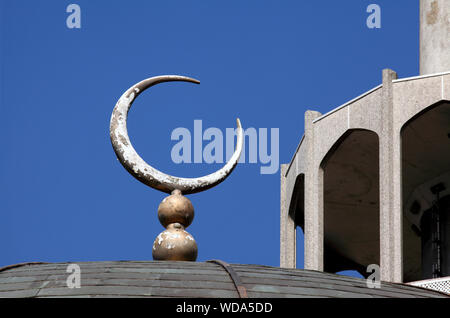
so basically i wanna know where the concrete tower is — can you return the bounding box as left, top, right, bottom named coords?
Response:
left=420, top=0, right=450, bottom=75
left=281, top=0, right=450, bottom=293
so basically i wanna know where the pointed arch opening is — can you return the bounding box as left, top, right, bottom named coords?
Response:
left=320, top=129, right=380, bottom=277
left=288, top=173, right=305, bottom=268
left=401, top=100, right=450, bottom=282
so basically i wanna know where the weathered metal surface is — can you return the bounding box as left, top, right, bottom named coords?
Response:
left=0, top=261, right=448, bottom=298
left=0, top=262, right=48, bottom=273
left=153, top=190, right=198, bottom=261
left=238, top=275, right=441, bottom=298
left=0, top=273, right=232, bottom=285
left=157, top=189, right=194, bottom=228
left=35, top=286, right=237, bottom=298
left=110, top=75, right=243, bottom=195
left=152, top=223, right=198, bottom=261
left=208, top=260, right=248, bottom=298
left=0, top=278, right=236, bottom=292
left=0, top=268, right=226, bottom=279
left=0, top=289, right=40, bottom=298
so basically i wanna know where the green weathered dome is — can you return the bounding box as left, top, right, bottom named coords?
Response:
left=0, top=261, right=447, bottom=298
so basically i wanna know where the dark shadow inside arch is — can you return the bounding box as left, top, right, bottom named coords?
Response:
left=320, top=129, right=380, bottom=278
left=401, top=100, right=450, bottom=282
left=288, top=174, right=305, bottom=268
left=289, top=174, right=304, bottom=229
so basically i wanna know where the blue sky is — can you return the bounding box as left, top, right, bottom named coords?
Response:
left=0, top=1, right=419, bottom=277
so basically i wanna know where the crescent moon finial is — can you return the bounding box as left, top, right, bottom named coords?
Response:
left=110, top=75, right=243, bottom=195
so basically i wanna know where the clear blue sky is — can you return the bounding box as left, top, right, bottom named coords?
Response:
left=0, top=1, right=419, bottom=278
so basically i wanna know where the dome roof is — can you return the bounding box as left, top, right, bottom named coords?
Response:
left=0, top=261, right=447, bottom=298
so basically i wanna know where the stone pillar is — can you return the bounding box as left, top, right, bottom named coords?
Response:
left=280, top=164, right=296, bottom=268
left=379, top=69, right=403, bottom=283
left=420, top=0, right=450, bottom=75
left=392, top=133, right=403, bottom=283
left=304, top=110, right=323, bottom=271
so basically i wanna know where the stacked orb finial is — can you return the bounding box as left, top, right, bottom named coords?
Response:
left=152, top=189, right=198, bottom=261
left=110, top=75, right=243, bottom=261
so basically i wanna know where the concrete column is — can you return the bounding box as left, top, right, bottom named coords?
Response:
left=280, top=164, right=296, bottom=268
left=380, top=69, right=403, bottom=283
left=392, top=132, right=403, bottom=283
left=304, top=110, right=323, bottom=271
left=420, top=0, right=450, bottom=75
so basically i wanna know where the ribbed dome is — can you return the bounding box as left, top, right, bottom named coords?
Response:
left=0, top=261, right=447, bottom=298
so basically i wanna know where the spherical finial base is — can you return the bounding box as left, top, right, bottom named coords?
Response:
left=152, top=223, right=198, bottom=261
left=153, top=190, right=198, bottom=261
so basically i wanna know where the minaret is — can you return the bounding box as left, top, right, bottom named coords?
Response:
left=420, top=0, right=450, bottom=75
left=281, top=0, right=450, bottom=289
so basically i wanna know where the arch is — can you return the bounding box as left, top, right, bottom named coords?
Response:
left=319, top=129, right=378, bottom=169
left=319, top=128, right=380, bottom=276
left=401, top=100, right=450, bottom=282
left=401, top=100, right=450, bottom=132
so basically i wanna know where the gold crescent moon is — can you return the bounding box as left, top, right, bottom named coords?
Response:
left=110, top=75, right=243, bottom=194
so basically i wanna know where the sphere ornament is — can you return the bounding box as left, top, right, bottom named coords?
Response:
left=152, top=223, right=198, bottom=261
left=158, top=189, right=194, bottom=228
